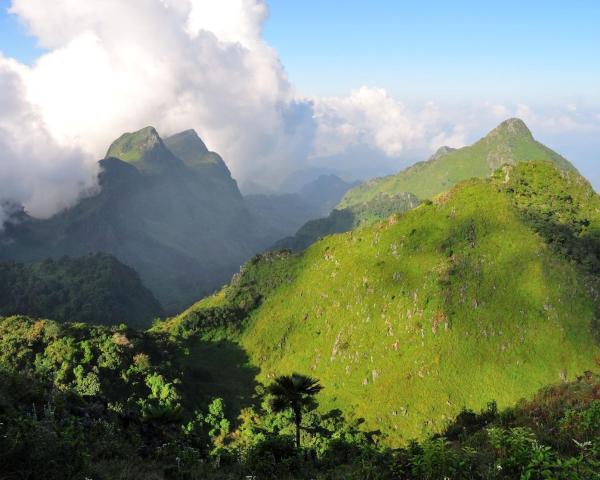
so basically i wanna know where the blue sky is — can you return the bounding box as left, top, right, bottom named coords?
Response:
left=0, top=0, right=44, bottom=63
left=3, top=0, right=599, bottom=105
left=264, top=0, right=600, bottom=105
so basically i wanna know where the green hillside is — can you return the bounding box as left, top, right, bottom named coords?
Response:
left=340, top=118, right=576, bottom=207
left=166, top=161, right=600, bottom=445
left=2, top=312, right=598, bottom=479
left=0, top=254, right=162, bottom=328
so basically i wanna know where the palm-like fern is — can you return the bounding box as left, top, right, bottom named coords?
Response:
left=267, top=373, right=323, bottom=449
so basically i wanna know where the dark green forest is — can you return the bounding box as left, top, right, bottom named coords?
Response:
left=0, top=254, right=162, bottom=328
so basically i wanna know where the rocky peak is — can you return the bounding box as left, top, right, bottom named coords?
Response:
left=105, top=126, right=184, bottom=174
left=165, top=129, right=209, bottom=155
left=487, top=118, right=533, bottom=140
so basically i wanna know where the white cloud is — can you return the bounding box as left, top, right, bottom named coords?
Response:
left=1, top=0, right=599, bottom=222
left=312, top=87, right=467, bottom=159
left=0, top=54, right=95, bottom=220
left=6, top=0, right=313, bottom=188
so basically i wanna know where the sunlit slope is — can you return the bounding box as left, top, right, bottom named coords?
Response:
left=339, top=118, right=576, bottom=207
left=169, top=162, right=600, bottom=444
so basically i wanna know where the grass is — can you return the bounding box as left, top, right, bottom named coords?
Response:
left=167, top=162, right=600, bottom=446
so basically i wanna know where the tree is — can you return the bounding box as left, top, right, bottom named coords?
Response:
left=267, top=373, right=323, bottom=449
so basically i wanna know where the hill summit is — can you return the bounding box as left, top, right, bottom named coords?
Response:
left=106, top=126, right=185, bottom=174
left=339, top=118, right=576, bottom=207
left=488, top=117, right=533, bottom=139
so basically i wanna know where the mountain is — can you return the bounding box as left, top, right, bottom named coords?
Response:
left=0, top=127, right=285, bottom=313
left=245, top=193, right=323, bottom=241
left=340, top=118, right=576, bottom=208
left=0, top=253, right=162, bottom=328
left=106, top=126, right=185, bottom=175
left=245, top=174, right=358, bottom=241
left=164, top=129, right=234, bottom=181
left=297, top=174, right=359, bottom=216
left=273, top=192, right=420, bottom=252
left=164, top=161, right=600, bottom=445
left=272, top=118, right=569, bottom=253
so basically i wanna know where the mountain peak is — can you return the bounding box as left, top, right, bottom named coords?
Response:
left=167, top=129, right=209, bottom=154
left=164, top=129, right=230, bottom=177
left=430, top=145, right=456, bottom=161
left=105, top=126, right=184, bottom=174
left=487, top=118, right=533, bottom=140
left=106, top=126, right=161, bottom=162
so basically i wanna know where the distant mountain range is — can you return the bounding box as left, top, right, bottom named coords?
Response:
left=340, top=118, right=575, bottom=207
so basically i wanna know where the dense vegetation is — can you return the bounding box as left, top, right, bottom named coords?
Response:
left=274, top=192, right=420, bottom=252
left=167, top=161, right=600, bottom=444
left=340, top=118, right=576, bottom=208
left=1, top=314, right=597, bottom=479
left=0, top=253, right=162, bottom=328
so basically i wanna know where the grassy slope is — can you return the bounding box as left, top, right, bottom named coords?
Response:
left=168, top=162, right=600, bottom=445
left=340, top=118, right=575, bottom=207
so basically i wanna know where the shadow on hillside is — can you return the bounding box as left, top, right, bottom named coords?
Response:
left=273, top=209, right=355, bottom=252
left=178, top=337, right=261, bottom=418
left=522, top=210, right=600, bottom=276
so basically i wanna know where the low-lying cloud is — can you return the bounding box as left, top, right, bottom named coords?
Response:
left=0, top=0, right=598, bottom=223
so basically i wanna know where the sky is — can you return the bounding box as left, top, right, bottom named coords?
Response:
left=0, top=0, right=598, bottom=221
left=264, top=0, right=600, bottom=104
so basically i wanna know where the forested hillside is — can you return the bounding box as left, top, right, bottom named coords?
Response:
left=1, top=314, right=598, bottom=479
left=0, top=254, right=162, bottom=328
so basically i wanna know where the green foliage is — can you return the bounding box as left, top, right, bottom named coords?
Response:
left=267, top=373, right=323, bottom=448
left=496, top=161, right=600, bottom=275
left=0, top=253, right=163, bottom=328
left=1, top=315, right=598, bottom=480
left=160, top=250, right=297, bottom=338
left=168, top=161, right=600, bottom=445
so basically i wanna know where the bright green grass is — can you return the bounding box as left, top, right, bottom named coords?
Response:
left=169, top=162, right=599, bottom=446
left=339, top=118, right=575, bottom=207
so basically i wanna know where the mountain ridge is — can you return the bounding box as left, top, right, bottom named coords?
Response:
left=339, top=118, right=576, bottom=208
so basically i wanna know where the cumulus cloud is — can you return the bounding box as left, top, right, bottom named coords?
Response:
left=11, top=0, right=315, bottom=178
left=0, top=54, right=95, bottom=220
left=1, top=0, right=598, bottom=223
